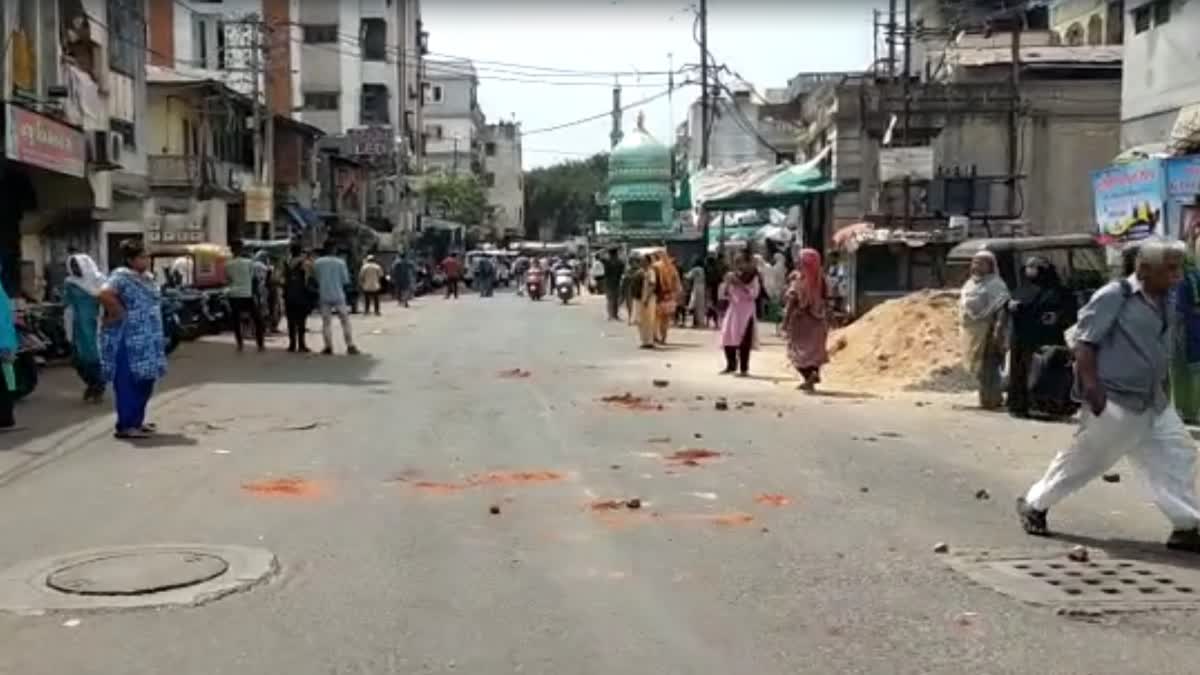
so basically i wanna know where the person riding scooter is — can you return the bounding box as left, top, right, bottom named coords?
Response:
left=553, top=261, right=575, bottom=304
left=526, top=260, right=545, bottom=301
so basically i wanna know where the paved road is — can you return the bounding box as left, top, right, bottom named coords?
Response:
left=4, top=291, right=1200, bottom=674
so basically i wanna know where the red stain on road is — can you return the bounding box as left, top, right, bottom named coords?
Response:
left=241, top=478, right=325, bottom=499
left=755, top=494, right=791, bottom=507
left=411, top=481, right=471, bottom=495
left=696, top=513, right=756, bottom=526
left=588, top=499, right=625, bottom=511
left=666, top=449, right=723, bottom=466
left=397, top=470, right=566, bottom=495
left=498, top=368, right=532, bottom=379
left=600, top=393, right=665, bottom=412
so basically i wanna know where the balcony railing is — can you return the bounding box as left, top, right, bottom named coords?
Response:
left=148, top=155, right=253, bottom=193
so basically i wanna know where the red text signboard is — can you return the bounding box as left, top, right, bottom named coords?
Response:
left=5, top=104, right=86, bottom=178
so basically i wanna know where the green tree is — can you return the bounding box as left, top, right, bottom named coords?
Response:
left=421, top=173, right=489, bottom=225
left=523, top=153, right=608, bottom=240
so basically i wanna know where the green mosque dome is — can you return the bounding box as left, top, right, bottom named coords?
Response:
left=608, top=113, right=671, bottom=185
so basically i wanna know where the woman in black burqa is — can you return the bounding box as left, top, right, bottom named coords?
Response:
left=1006, top=257, right=1077, bottom=417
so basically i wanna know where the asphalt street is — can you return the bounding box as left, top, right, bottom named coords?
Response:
left=4, top=290, right=1200, bottom=674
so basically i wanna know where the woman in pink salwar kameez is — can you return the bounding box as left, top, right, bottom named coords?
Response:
left=720, top=251, right=761, bottom=376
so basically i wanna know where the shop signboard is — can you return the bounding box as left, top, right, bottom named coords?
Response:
left=244, top=185, right=273, bottom=223
left=1091, top=159, right=1165, bottom=243
left=4, top=104, right=86, bottom=178
left=1166, top=155, right=1200, bottom=239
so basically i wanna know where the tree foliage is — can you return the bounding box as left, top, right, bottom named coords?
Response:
left=523, top=153, right=608, bottom=240
left=421, top=173, right=489, bottom=226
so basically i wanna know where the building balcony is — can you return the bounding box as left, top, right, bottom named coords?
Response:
left=148, top=155, right=254, bottom=196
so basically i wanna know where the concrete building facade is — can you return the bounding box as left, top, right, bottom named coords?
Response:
left=1118, top=0, right=1200, bottom=150
left=423, top=58, right=485, bottom=176
left=482, top=122, right=524, bottom=237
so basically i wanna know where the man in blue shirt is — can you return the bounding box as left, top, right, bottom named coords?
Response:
left=312, top=241, right=359, bottom=355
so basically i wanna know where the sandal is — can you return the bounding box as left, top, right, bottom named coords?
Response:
left=114, top=429, right=153, bottom=440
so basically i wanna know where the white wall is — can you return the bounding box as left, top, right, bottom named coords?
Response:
left=1122, top=0, right=1200, bottom=126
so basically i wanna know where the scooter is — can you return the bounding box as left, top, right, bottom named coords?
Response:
left=526, top=270, right=545, bottom=301
left=554, top=268, right=575, bottom=305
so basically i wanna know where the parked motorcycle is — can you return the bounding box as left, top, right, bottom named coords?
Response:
left=526, top=270, right=545, bottom=301
left=160, top=292, right=183, bottom=356
left=10, top=310, right=45, bottom=400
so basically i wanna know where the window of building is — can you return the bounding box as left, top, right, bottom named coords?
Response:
left=360, top=18, right=387, bottom=61
left=360, top=84, right=389, bottom=125
left=192, top=15, right=228, bottom=70
left=303, top=92, right=339, bottom=111
left=1153, top=0, right=1170, bottom=25
left=303, top=24, right=338, bottom=44
left=1133, top=4, right=1151, bottom=33
left=620, top=201, right=661, bottom=224
left=426, top=124, right=444, bottom=140
left=483, top=172, right=495, bottom=188
left=424, top=84, right=444, bottom=104
left=110, top=118, right=136, bottom=151
left=485, top=142, right=496, bottom=157
left=107, top=0, right=144, bottom=76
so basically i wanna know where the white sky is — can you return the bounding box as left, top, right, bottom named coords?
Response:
left=422, top=1, right=885, bottom=169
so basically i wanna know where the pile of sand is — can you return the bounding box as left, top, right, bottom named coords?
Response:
left=825, top=289, right=973, bottom=392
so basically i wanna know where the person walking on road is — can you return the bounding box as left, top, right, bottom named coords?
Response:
left=283, top=243, right=313, bottom=353
left=784, top=248, right=829, bottom=392
left=441, top=253, right=462, bottom=299
left=1007, top=257, right=1076, bottom=418
left=959, top=250, right=1010, bottom=410
left=686, top=256, right=708, bottom=329
left=358, top=255, right=384, bottom=315
left=313, top=242, right=360, bottom=356
left=602, top=248, right=625, bottom=321
left=476, top=255, right=496, bottom=298
left=63, top=253, right=106, bottom=402
left=635, top=255, right=659, bottom=349
left=1018, top=239, right=1200, bottom=552
left=720, top=250, right=761, bottom=376
left=390, top=254, right=414, bottom=307
left=0, top=262, right=18, bottom=432
left=97, top=240, right=167, bottom=439
left=653, top=252, right=681, bottom=344
left=226, top=240, right=265, bottom=352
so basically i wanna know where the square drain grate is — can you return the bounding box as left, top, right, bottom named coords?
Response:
left=945, top=549, right=1200, bottom=612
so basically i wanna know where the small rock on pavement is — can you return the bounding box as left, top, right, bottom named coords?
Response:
left=714, top=399, right=729, bottom=411
left=975, top=488, right=991, bottom=500
left=859, top=486, right=870, bottom=493
left=694, top=432, right=703, bottom=439
left=1068, top=545, right=1090, bottom=563
left=933, top=542, right=950, bottom=554
left=1103, top=473, right=1121, bottom=483
left=489, top=505, right=501, bottom=515
left=652, top=379, right=670, bottom=388
left=610, top=464, right=622, bottom=470
left=625, top=498, right=642, bottom=510
left=61, top=618, right=81, bottom=628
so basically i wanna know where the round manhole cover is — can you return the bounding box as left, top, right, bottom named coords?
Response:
left=46, top=552, right=229, bottom=596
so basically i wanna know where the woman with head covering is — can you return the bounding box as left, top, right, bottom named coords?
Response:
left=1007, top=256, right=1077, bottom=417
left=63, top=253, right=106, bottom=402
left=97, top=239, right=168, bottom=439
left=635, top=254, right=659, bottom=348
left=959, top=250, right=1011, bottom=410
left=784, top=248, right=830, bottom=392
left=720, top=250, right=762, bottom=376
left=685, top=256, right=708, bottom=329
left=653, top=252, right=681, bottom=344
left=0, top=262, right=18, bottom=431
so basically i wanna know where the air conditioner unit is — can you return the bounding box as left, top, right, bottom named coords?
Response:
left=89, top=130, right=123, bottom=169
left=109, top=132, right=124, bottom=166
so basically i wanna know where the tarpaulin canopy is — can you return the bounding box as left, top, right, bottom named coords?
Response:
left=691, top=147, right=835, bottom=211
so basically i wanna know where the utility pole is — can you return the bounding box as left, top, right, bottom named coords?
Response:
left=396, top=0, right=410, bottom=244
left=887, top=0, right=897, bottom=78
left=698, top=0, right=709, bottom=169
left=262, top=17, right=275, bottom=221
left=610, top=83, right=622, bottom=148
left=901, top=0, right=912, bottom=231
left=249, top=17, right=262, bottom=199
left=1007, top=16, right=1022, bottom=217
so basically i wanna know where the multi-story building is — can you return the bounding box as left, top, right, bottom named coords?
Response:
left=1, top=0, right=149, bottom=295
left=423, top=57, right=485, bottom=176
left=1050, top=0, right=1125, bottom=45
left=683, top=81, right=799, bottom=173
left=482, top=122, right=524, bottom=237
left=1118, top=0, right=1200, bottom=151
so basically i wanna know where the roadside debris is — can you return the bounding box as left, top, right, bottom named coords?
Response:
left=280, top=421, right=321, bottom=431
left=241, top=477, right=325, bottom=499
left=589, top=499, right=625, bottom=511
left=647, top=436, right=672, bottom=444
left=61, top=618, right=81, bottom=628
left=755, top=494, right=791, bottom=507
left=601, top=393, right=664, bottom=411
left=933, top=542, right=950, bottom=554
left=1068, top=545, right=1090, bottom=563
left=212, top=448, right=231, bottom=455
left=489, top=505, right=501, bottom=515
left=1102, top=473, right=1121, bottom=483
left=879, top=431, right=902, bottom=438
left=974, top=488, right=991, bottom=500
left=667, top=449, right=723, bottom=468
left=625, top=498, right=642, bottom=510
left=498, top=368, right=532, bottom=379
left=688, top=491, right=718, bottom=501
left=652, top=379, right=670, bottom=388
left=714, top=398, right=729, bottom=411
left=736, top=401, right=756, bottom=410
left=694, top=432, right=703, bottom=439
left=610, top=464, right=622, bottom=470
left=859, top=486, right=870, bottom=493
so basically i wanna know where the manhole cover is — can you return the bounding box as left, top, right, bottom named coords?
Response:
left=946, top=548, right=1200, bottom=612
left=47, top=552, right=229, bottom=596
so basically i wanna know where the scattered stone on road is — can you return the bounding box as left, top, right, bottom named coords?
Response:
left=879, top=431, right=902, bottom=438
left=1103, top=473, right=1121, bottom=483
left=975, top=488, right=991, bottom=501
left=859, top=486, right=870, bottom=493
left=625, top=498, right=642, bottom=510
left=1068, top=545, right=1090, bottom=563
left=714, top=398, right=729, bottom=411
left=652, top=379, right=670, bottom=388
left=933, top=542, right=950, bottom=554
left=489, top=505, right=501, bottom=515
left=610, top=464, right=621, bottom=470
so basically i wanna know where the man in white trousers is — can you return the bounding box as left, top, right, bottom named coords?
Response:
left=1018, top=238, right=1200, bottom=553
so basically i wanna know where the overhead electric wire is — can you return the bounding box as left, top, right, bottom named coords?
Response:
left=522, top=87, right=685, bottom=136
